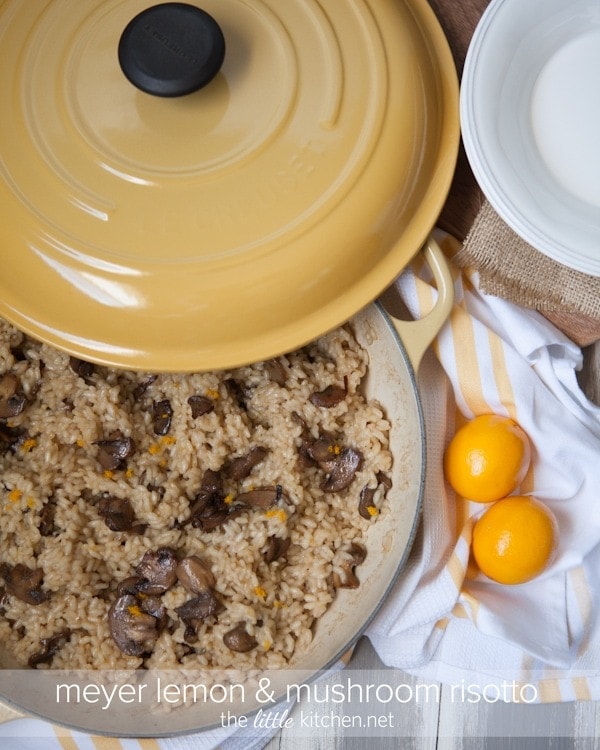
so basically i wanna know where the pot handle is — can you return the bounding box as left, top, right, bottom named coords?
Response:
left=386, top=234, right=454, bottom=371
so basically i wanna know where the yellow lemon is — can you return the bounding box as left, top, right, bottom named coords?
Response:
left=444, top=414, right=531, bottom=503
left=472, top=495, right=558, bottom=585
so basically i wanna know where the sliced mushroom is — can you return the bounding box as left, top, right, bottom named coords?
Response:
left=98, top=495, right=135, bottom=532
left=264, top=358, right=287, bottom=385
left=223, top=623, right=258, bottom=653
left=108, top=593, right=162, bottom=656
left=135, top=547, right=179, bottom=595
left=235, top=485, right=281, bottom=509
left=175, top=590, right=224, bottom=643
left=376, top=471, right=392, bottom=492
left=38, top=499, right=58, bottom=536
left=176, top=556, right=215, bottom=595
left=0, top=422, right=25, bottom=454
left=262, top=535, right=291, bottom=563
left=308, top=434, right=341, bottom=471
left=133, top=375, right=157, bottom=399
left=0, top=562, right=49, bottom=605
left=0, top=373, right=26, bottom=419
left=186, top=469, right=229, bottom=530
left=28, top=629, right=72, bottom=668
left=358, top=473, right=392, bottom=519
left=94, top=431, right=135, bottom=471
left=69, top=357, right=95, bottom=379
left=332, top=543, right=367, bottom=589
left=152, top=399, right=173, bottom=436
left=116, top=575, right=146, bottom=597
left=190, top=504, right=231, bottom=531
left=226, top=446, right=268, bottom=481
left=321, top=447, right=363, bottom=493
left=138, top=595, right=169, bottom=634
left=309, top=381, right=347, bottom=409
left=188, top=395, right=214, bottom=418
left=224, top=378, right=252, bottom=409
left=358, top=485, right=377, bottom=520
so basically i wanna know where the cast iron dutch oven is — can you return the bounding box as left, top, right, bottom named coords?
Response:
left=0, top=0, right=459, bottom=736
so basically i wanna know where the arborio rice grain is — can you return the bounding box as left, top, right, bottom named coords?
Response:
left=0, top=318, right=392, bottom=670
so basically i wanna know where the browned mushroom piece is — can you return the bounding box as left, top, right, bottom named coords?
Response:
left=358, top=472, right=392, bottom=519
left=224, top=378, right=252, bottom=409
left=0, top=562, right=49, bottom=605
left=28, top=629, right=72, bottom=668
left=116, top=575, right=146, bottom=597
left=176, top=556, right=215, bottom=595
left=135, top=547, right=179, bottom=595
left=321, top=447, right=363, bottom=493
left=186, top=469, right=230, bottom=531
left=292, top=412, right=318, bottom=469
left=188, top=395, right=214, bottom=418
left=264, top=358, right=287, bottom=385
left=94, top=431, right=135, bottom=471
left=262, top=535, right=291, bottom=564
left=38, top=499, right=58, bottom=536
left=358, top=485, right=377, bottom=520
left=69, top=357, right=95, bottom=379
left=175, top=590, right=224, bottom=643
left=152, top=398, right=173, bottom=436
left=235, top=485, right=281, bottom=509
left=108, top=593, right=163, bottom=656
left=223, top=623, right=258, bottom=653
left=98, top=495, right=136, bottom=532
left=308, top=434, right=341, bottom=471
left=0, top=373, right=26, bottom=419
left=332, top=543, right=367, bottom=589
left=309, top=381, right=347, bottom=408
left=226, top=446, right=269, bottom=481
left=376, top=471, right=393, bottom=492
left=0, top=422, right=25, bottom=454
left=133, top=375, right=157, bottom=399
left=138, top=595, right=169, bottom=634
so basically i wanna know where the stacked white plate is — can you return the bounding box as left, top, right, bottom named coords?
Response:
left=461, top=0, right=600, bottom=276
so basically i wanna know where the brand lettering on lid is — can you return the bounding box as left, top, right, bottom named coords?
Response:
left=142, top=23, right=199, bottom=65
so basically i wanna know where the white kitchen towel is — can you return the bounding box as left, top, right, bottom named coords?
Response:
left=367, top=232, right=600, bottom=702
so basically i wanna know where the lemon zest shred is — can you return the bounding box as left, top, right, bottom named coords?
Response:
left=327, top=444, right=342, bottom=455
left=160, top=436, right=176, bottom=446
left=205, top=389, right=220, bottom=400
left=263, top=641, right=272, bottom=651
left=367, top=506, right=379, bottom=517
left=254, top=586, right=267, bottom=600
left=76, top=439, right=85, bottom=448
left=8, top=489, right=22, bottom=503
left=265, top=509, right=287, bottom=522
left=103, top=470, right=114, bottom=479
left=20, top=438, right=37, bottom=453
left=148, top=443, right=161, bottom=455
left=223, top=493, right=234, bottom=505
left=127, top=604, right=143, bottom=617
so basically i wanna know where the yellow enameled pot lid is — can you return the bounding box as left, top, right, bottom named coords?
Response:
left=0, top=0, right=458, bottom=371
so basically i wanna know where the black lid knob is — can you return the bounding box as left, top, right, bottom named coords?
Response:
left=118, top=3, right=225, bottom=97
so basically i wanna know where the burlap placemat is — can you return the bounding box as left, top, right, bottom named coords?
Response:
left=453, top=201, right=600, bottom=346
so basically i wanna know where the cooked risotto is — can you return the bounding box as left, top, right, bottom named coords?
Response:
left=0, top=318, right=392, bottom=670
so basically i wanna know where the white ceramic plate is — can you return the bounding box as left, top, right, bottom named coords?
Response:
left=461, top=0, right=600, bottom=276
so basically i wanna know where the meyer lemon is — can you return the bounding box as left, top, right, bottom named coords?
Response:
left=444, top=414, right=531, bottom=503
left=472, top=495, right=558, bottom=585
